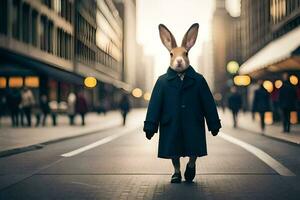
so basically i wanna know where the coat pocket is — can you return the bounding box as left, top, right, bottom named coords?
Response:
left=160, top=114, right=172, bottom=126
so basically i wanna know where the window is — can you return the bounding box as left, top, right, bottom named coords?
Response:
left=31, top=10, right=38, bottom=46
left=0, top=0, right=8, bottom=35
left=12, top=0, right=20, bottom=39
left=48, top=22, right=53, bottom=53
left=40, top=16, right=47, bottom=51
left=22, top=3, right=30, bottom=43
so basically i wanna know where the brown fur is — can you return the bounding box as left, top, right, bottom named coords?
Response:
left=159, top=23, right=199, bottom=73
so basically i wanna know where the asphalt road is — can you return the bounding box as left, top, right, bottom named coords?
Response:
left=1, top=118, right=300, bottom=199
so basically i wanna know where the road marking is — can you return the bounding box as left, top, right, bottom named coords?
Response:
left=219, top=132, right=296, bottom=176
left=61, top=126, right=139, bottom=157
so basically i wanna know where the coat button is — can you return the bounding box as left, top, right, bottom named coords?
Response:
left=181, top=105, right=186, bottom=108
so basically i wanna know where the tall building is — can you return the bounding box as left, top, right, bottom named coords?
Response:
left=0, top=0, right=129, bottom=110
left=239, top=0, right=300, bottom=79
left=212, top=0, right=233, bottom=96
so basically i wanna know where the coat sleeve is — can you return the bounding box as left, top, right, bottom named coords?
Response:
left=143, top=78, right=163, bottom=134
left=199, top=76, right=222, bottom=131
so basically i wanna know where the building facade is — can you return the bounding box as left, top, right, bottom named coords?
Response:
left=0, top=0, right=129, bottom=111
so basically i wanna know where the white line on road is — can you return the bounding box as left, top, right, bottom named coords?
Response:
left=61, top=126, right=140, bottom=157
left=219, top=132, right=295, bottom=176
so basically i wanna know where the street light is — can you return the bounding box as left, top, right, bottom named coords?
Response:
left=289, top=75, right=298, bottom=85
left=227, top=61, right=239, bottom=74
left=233, top=75, right=251, bottom=86
left=274, top=80, right=283, bottom=89
left=132, top=88, right=143, bottom=98
left=84, top=76, right=97, bottom=88
left=263, top=80, right=273, bottom=93
left=143, top=92, right=151, bottom=101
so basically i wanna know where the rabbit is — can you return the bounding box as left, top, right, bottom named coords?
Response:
left=143, top=23, right=221, bottom=183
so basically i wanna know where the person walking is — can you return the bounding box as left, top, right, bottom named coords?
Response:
left=20, top=87, right=35, bottom=127
left=7, top=89, right=21, bottom=127
left=40, top=95, right=50, bottom=126
left=227, top=86, right=242, bottom=128
left=75, top=92, right=88, bottom=126
left=67, top=92, right=76, bottom=125
left=279, top=73, right=297, bottom=133
left=119, top=94, right=131, bottom=126
left=252, top=81, right=271, bottom=132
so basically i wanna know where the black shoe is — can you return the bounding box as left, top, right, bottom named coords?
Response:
left=184, top=163, right=196, bottom=182
left=171, top=172, right=182, bottom=183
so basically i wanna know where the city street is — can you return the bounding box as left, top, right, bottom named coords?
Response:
left=1, top=110, right=300, bottom=200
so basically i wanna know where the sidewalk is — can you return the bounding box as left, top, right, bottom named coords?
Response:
left=219, top=108, right=300, bottom=145
left=0, top=109, right=146, bottom=157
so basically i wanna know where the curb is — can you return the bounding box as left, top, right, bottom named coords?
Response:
left=238, top=126, right=300, bottom=147
left=0, top=125, right=120, bottom=158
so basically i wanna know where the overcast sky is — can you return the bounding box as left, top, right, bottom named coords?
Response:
left=136, top=0, right=240, bottom=79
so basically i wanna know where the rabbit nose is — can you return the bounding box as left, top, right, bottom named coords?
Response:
left=177, top=58, right=183, bottom=64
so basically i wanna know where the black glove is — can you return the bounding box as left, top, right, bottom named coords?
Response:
left=211, top=129, right=219, bottom=136
left=145, top=131, right=155, bottom=140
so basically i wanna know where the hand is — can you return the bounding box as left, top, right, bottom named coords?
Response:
left=211, top=129, right=219, bottom=136
left=146, top=132, right=155, bottom=140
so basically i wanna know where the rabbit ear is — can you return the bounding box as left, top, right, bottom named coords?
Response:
left=181, top=23, right=199, bottom=51
left=158, top=24, right=177, bottom=51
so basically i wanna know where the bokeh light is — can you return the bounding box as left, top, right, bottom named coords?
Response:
left=289, top=75, right=298, bottom=85
left=132, top=88, right=143, bottom=98
left=263, top=80, right=273, bottom=93
left=227, top=61, right=239, bottom=74
left=84, top=77, right=97, bottom=88
left=143, top=92, right=151, bottom=101
left=274, top=80, right=283, bottom=89
left=233, top=75, right=251, bottom=86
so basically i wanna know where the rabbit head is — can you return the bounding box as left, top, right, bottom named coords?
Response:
left=158, top=23, right=199, bottom=72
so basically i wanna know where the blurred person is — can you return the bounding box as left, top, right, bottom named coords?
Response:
left=270, top=87, right=280, bottom=122
left=119, top=94, right=131, bottom=126
left=75, top=92, right=88, bottom=126
left=40, top=94, right=50, bottom=126
left=279, top=73, right=297, bottom=133
left=252, top=81, right=271, bottom=132
left=20, top=87, right=35, bottom=127
left=296, top=84, right=300, bottom=124
left=227, top=86, right=242, bottom=128
left=7, top=89, right=21, bottom=127
left=67, top=92, right=76, bottom=125
left=0, top=95, right=6, bottom=125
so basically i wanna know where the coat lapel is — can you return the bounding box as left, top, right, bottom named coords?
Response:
left=166, top=66, right=197, bottom=90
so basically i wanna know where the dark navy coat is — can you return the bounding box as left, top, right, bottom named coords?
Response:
left=143, top=66, right=221, bottom=159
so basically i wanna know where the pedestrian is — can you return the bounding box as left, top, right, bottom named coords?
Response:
left=119, top=94, right=131, bottom=126
left=279, top=73, right=297, bottom=133
left=7, top=89, right=21, bottom=127
left=144, top=24, right=221, bottom=183
left=67, top=92, right=76, bottom=125
left=0, top=95, right=6, bottom=125
left=40, top=94, right=50, bottom=126
left=20, top=87, right=35, bottom=127
left=75, top=92, right=88, bottom=126
left=227, top=86, right=242, bottom=128
left=252, top=81, right=271, bottom=131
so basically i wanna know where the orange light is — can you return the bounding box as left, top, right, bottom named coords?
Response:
left=233, top=75, right=251, bottom=86
left=0, top=77, right=6, bottom=88
left=143, top=92, right=151, bottom=101
left=291, top=111, right=298, bottom=124
left=84, top=77, right=97, bottom=88
left=25, top=76, right=39, bottom=88
left=9, top=77, right=23, bottom=88
left=132, top=88, right=143, bottom=98
left=274, top=80, right=283, bottom=89
left=263, top=80, right=273, bottom=93
left=289, top=75, right=298, bottom=85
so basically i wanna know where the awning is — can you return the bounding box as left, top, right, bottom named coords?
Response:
left=239, top=26, right=300, bottom=78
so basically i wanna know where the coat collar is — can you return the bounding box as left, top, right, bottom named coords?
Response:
left=166, top=66, right=196, bottom=80
left=166, top=66, right=196, bottom=89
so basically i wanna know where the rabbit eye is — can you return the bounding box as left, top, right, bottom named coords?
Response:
left=185, top=52, right=188, bottom=56
left=170, top=52, right=173, bottom=57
